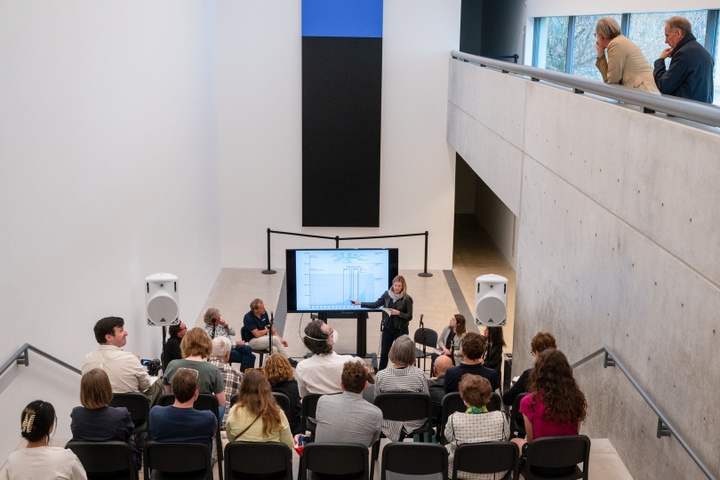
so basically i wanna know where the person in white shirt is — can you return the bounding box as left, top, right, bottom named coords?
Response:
left=82, top=316, right=163, bottom=404
left=4, top=400, right=87, bottom=480
left=295, top=320, right=366, bottom=398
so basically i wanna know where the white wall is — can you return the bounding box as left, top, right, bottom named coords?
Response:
left=0, top=1, right=221, bottom=455
left=216, top=0, right=461, bottom=271
left=448, top=60, right=720, bottom=479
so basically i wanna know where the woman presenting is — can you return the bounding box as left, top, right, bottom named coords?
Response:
left=352, top=275, right=413, bottom=371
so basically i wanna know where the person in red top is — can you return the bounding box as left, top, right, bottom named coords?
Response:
left=512, top=348, right=587, bottom=477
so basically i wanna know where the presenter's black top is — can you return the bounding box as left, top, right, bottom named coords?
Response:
left=360, top=292, right=413, bottom=330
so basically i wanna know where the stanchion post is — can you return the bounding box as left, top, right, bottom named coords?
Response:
left=418, top=230, right=433, bottom=277
left=262, top=228, right=277, bottom=275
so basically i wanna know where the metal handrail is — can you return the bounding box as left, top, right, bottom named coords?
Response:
left=450, top=50, right=720, bottom=129
left=0, top=343, right=82, bottom=378
left=572, top=346, right=715, bottom=480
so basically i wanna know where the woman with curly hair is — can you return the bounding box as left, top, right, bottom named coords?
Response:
left=512, top=348, right=587, bottom=476
left=264, top=353, right=302, bottom=434
left=225, top=370, right=293, bottom=448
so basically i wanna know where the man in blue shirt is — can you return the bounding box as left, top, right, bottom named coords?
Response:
left=149, top=367, right=217, bottom=449
left=654, top=16, right=714, bottom=104
left=242, top=298, right=294, bottom=365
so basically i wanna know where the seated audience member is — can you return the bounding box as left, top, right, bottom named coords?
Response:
left=502, top=331, right=556, bottom=407
left=162, top=321, right=186, bottom=370
left=225, top=370, right=293, bottom=448
left=512, top=349, right=587, bottom=477
left=483, top=326, right=506, bottom=379
left=5, top=400, right=87, bottom=480
left=149, top=367, right=217, bottom=449
left=375, top=335, right=430, bottom=442
left=295, top=320, right=366, bottom=397
left=431, top=314, right=466, bottom=372
left=241, top=298, right=293, bottom=364
left=83, top=316, right=163, bottom=404
left=204, top=308, right=256, bottom=372
left=444, top=332, right=499, bottom=393
left=208, top=336, right=242, bottom=429
left=594, top=17, right=659, bottom=92
left=70, top=368, right=139, bottom=469
left=445, top=375, right=509, bottom=479
left=163, top=327, right=226, bottom=417
left=427, top=354, right=453, bottom=422
left=315, top=361, right=383, bottom=447
left=264, top=353, right=302, bottom=435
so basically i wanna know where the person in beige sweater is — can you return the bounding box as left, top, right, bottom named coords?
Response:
left=595, top=17, right=659, bottom=93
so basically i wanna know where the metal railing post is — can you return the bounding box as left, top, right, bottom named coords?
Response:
left=418, top=231, right=432, bottom=277
left=262, top=228, right=276, bottom=275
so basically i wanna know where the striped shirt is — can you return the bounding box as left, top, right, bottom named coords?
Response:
left=374, top=365, right=430, bottom=441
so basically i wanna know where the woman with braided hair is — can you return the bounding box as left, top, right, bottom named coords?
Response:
left=4, top=400, right=87, bottom=480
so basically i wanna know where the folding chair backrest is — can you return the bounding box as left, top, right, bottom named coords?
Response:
left=224, top=441, right=292, bottom=480
left=66, top=440, right=138, bottom=480
left=299, top=443, right=369, bottom=480
left=524, top=435, right=591, bottom=480
left=453, top=442, right=518, bottom=480
left=382, top=442, right=448, bottom=480
left=144, top=441, right=212, bottom=480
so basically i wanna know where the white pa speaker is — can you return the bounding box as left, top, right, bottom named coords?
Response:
left=145, top=273, right=179, bottom=326
left=474, top=274, right=507, bottom=326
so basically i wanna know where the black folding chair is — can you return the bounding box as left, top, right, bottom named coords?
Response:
left=436, top=392, right=465, bottom=444
left=224, top=441, right=293, bottom=480
left=144, top=441, right=212, bottom=480
left=66, top=440, right=138, bottom=480
left=510, top=392, right=528, bottom=439
left=110, top=392, right=150, bottom=435
left=273, top=391, right=292, bottom=421
left=523, top=435, right=591, bottom=480
left=452, top=441, right=519, bottom=480
left=414, top=327, right=438, bottom=373
left=156, top=393, right=224, bottom=480
left=381, top=442, right=448, bottom=480
left=301, top=392, right=324, bottom=434
left=299, top=443, right=370, bottom=480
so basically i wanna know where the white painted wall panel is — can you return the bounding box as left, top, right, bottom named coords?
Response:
left=217, top=0, right=461, bottom=270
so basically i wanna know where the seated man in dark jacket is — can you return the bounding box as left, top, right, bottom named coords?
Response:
left=427, top=354, right=453, bottom=422
left=444, top=332, right=499, bottom=393
left=162, top=321, right=186, bottom=370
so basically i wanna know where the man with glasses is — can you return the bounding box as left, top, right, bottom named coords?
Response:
left=149, top=367, right=217, bottom=448
left=295, top=320, right=367, bottom=397
left=654, top=16, right=714, bottom=103
left=162, top=321, right=187, bottom=370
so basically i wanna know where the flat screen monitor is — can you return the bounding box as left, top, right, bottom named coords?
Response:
left=286, top=248, right=399, bottom=313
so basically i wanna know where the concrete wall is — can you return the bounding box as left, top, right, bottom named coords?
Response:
left=216, top=0, right=461, bottom=271
left=0, top=1, right=222, bottom=455
left=448, top=60, right=720, bottom=479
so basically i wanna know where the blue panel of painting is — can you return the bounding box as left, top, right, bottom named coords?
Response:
left=302, top=0, right=383, bottom=38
